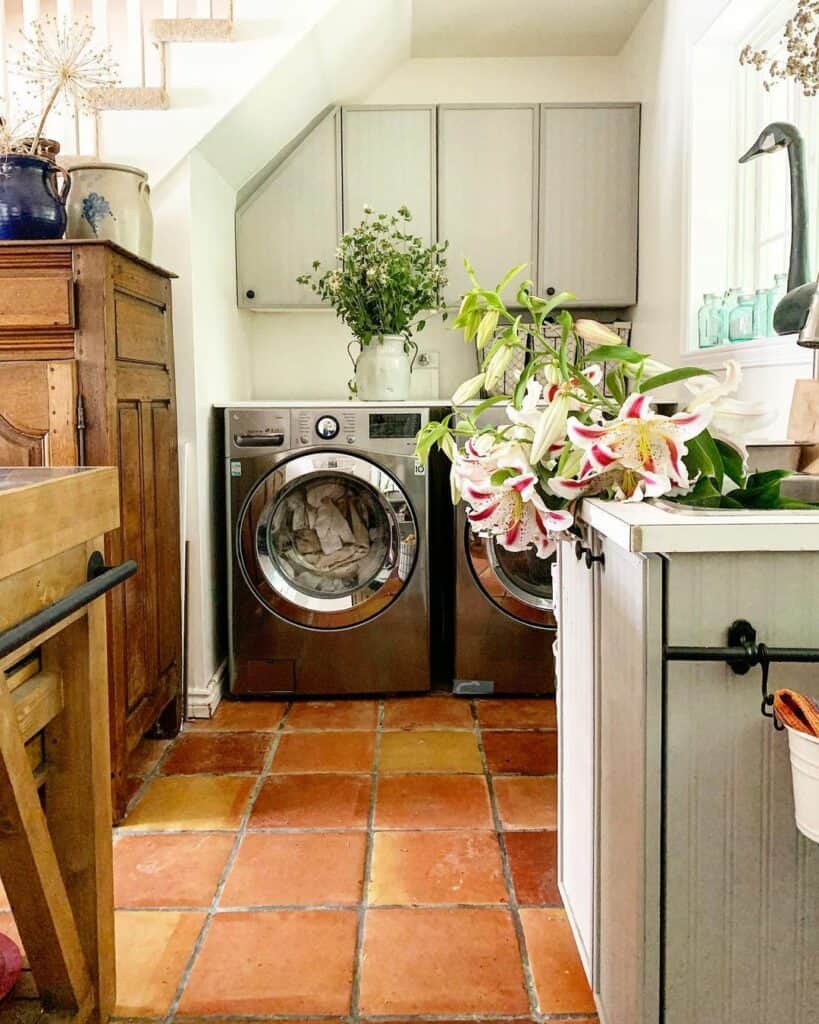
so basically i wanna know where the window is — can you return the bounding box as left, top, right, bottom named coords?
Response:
left=732, top=7, right=819, bottom=297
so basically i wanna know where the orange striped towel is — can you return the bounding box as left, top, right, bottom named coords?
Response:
left=774, top=689, right=819, bottom=737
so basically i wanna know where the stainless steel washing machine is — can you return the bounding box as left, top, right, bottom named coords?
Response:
left=452, top=409, right=557, bottom=696
left=225, top=404, right=432, bottom=695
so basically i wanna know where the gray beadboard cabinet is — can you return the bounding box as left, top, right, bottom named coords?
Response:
left=341, top=106, right=436, bottom=244
left=237, top=109, right=341, bottom=308
left=540, top=104, right=640, bottom=306
left=557, top=511, right=819, bottom=1024
left=236, top=102, right=640, bottom=311
left=437, top=104, right=540, bottom=304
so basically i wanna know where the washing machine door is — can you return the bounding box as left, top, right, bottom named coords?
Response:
left=464, top=522, right=556, bottom=629
left=237, top=451, right=419, bottom=630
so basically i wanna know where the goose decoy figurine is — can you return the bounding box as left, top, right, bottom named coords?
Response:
left=739, top=121, right=819, bottom=344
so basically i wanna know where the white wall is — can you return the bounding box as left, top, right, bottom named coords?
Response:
left=248, top=55, right=639, bottom=401
left=152, top=151, right=254, bottom=714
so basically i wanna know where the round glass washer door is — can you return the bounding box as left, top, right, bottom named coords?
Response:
left=237, top=451, right=418, bottom=630
left=464, top=523, right=556, bottom=629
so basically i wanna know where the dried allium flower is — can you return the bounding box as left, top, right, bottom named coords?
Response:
left=740, top=0, right=819, bottom=97
left=0, top=105, right=36, bottom=156
left=10, top=15, right=120, bottom=154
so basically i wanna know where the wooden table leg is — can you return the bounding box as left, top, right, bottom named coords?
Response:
left=0, top=681, right=94, bottom=1020
left=43, top=545, right=115, bottom=1023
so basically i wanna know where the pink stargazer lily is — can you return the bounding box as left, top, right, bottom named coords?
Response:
left=529, top=364, right=604, bottom=464
left=550, top=392, right=712, bottom=502
left=452, top=437, right=573, bottom=556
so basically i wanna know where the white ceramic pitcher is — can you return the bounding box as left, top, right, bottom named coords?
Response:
left=348, top=334, right=418, bottom=401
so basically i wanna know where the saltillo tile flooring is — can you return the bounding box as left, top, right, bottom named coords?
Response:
left=0, top=694, right=597, bottom=1022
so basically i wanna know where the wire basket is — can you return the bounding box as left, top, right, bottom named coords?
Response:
left=480, top=321, right=633, bottom=397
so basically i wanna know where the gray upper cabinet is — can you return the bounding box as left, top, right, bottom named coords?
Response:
left=237, top=109, right=341, bottom=308
left=438, top=105, right=539, bottom=306
left=539, top=104, right=640, bottom=307
left=341, top=106, right=436, bottom=244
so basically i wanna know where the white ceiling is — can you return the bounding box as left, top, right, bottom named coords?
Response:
left=411, top=0, right=653, bottom=57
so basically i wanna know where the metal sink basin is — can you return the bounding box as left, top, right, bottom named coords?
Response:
left=652, top=474, right=819, bottom=515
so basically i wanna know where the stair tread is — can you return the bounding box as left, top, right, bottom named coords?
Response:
left=151, top=18, right=233, bottom=43
left=91, top=86, right=170, bottom=111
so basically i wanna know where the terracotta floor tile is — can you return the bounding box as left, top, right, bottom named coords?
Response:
left=285, top=700, right=379, bottom=730
left=379, top=731, right=482, bottom=774
left=382, top=696, right=474, bottom=730
left=221, top=832, right=366, bottom=906
left=161, top=732, right=271, bottom=775
left=476, top=697, right=557, bottom=730
left=375, top=775, right=493, bottom=830
left=271, top=731, right=375, bottom=774
left=483, top=730, right=557, bottom=774
left=114, top=833, right=234, bottom=908
left=369, top=831, right=507, bottom=905
left=114, top=910, right=205, bottom=1017
left=359, top=908, right=529, bottom=1014
left=192, top=700, right=288, bottom=732
left=494, top=776, right=557, bottom=830
left=121, top=775, right=254, bottom=831
left=179, top=910, right=358, bottom=1015
left=520, top=907, right=596, bottom=1014
left=505, top=831, right=560, bottom=905
left=128, top=738, right=171, bottom=777
left=249, top=775, right=371, bottom=829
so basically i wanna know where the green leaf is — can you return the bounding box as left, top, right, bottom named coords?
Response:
left=468, top=395, right=511, bottom=420
left=687, top=429, right=724, bottom=489
left=557, top=310, right=572, bottom=381
left=639, top=366, right=715, bottom=393
left=715, top=440, right=746, bottom=487
left=583, top=343, right=644, bottom=364
left=541, top=290, right=576, bottom=318
left=512, top=356, right=548, bottom=409
left=495, top=263, right=528, bottom=294
left=606, top=368, right=625, bottom=404
left=516, top=278, right=537, bottom=307
left=463, top=256, right=479, bottom=287
left=490, top=468, right=517, bottom=487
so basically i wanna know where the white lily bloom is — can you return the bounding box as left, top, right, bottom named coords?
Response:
left=505, top=380, right=544, bottom=441
left=452, top=373, right=486, bottom=406
left=685, top=360, right=776, bottom=449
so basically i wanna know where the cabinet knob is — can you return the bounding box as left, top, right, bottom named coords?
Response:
left=546, top=286, right=556, bottom=296
left=245, top=289, right=256, bottom=300
left=575, top=541, right=604, bottom=570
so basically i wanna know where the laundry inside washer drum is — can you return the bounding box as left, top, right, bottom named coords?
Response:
left=269, top=475, right=391, bottom=596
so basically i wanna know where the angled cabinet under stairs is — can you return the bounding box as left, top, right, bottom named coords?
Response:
left=236, top=102, right=640, bottom=310
left=0, top=241, right=182, bottom=823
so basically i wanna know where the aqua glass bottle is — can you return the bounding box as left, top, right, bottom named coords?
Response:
left=767, top=272, right=787, bottom=335
left=729, top=293, right=755, bottom=342
left=719, top=288, right=742, bottom=343
left=698, top=293, right=721, bottom=348
left=753, top=288, right=772, bottom=338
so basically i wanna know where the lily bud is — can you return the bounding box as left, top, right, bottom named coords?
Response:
left=452, top=373, right=486, bottom=405
left=574, top=319, right=623, bottom=346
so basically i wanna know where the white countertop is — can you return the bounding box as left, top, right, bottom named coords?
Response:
left=214, top=399, right=450, bottom=409
left=581, top=497, right=819, bottom=553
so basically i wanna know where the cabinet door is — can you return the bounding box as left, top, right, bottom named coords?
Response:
left=341, top=107, right=436, bottom=244
left=438, top=105, right=539, bottom=305
left=237, top=109, right=341, bottom=308
left=0, top=361, right=77, bottom=466
left=539, top=105, right=640, bottom=306
left=557, top=533, right=597, bottom=981
left=595, top=535, right=662, bottom=1024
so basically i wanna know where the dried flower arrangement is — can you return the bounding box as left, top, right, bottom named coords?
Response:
left=740, top=0, right=819, bottom=96
left=2, top=15, right=119, bottom=155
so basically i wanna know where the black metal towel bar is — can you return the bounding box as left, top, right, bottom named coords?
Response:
left=0, top=553, right=137, bottom=662
left=663, top=619, right=819, bottom=675
left=664, top=619, right=819, bottom=726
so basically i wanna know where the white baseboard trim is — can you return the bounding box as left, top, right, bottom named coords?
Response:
left=186, top=660, right=226, bottom=720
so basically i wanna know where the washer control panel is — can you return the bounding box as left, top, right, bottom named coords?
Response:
left=315, top=415, right=340, bottom=440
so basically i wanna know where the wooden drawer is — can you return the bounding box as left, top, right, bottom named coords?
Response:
left=0, top=274, right=74, bottom=329
left=114, top=291, right=168, bottom=366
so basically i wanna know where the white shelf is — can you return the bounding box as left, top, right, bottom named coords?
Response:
left=681, top=334, right=811, bottom=369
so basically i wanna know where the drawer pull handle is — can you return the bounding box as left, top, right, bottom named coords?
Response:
left=233, top=432, right=285, bottom=448
left=575, top=541, right=604, bottom=570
